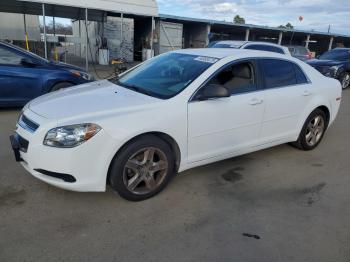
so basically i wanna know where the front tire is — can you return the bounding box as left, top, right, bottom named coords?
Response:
left=109, top=135, right=175, bottom=201
left=292, top=109, right=328, bottom=151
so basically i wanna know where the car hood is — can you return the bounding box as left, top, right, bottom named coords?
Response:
left=49, top=61, right=86, bottom=72
left=307, top=59, right=342, bottom=67
left=28, top=80, right=161, bottom=120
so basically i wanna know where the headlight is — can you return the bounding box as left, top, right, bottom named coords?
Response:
left=43, top=123, right=101, bottom=148
left=69, top=70, right=93, bottom=81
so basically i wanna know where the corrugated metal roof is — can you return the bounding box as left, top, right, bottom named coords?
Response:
left=159, top=14, right=350, bottom=39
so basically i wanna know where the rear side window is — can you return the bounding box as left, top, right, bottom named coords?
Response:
left=245, top=44, right=285, bottom=54
left=260, top=59, right=298, bottom=88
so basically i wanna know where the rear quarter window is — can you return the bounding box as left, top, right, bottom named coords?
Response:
left=294, top=64, right=309, bottom=84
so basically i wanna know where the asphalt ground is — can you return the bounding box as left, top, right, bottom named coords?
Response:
left=1, top=91, right=350, bottom=262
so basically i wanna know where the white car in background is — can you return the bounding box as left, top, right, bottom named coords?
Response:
left=208, top=40, right=291, bottom=55
left=11, top=48, right=341, bottom=201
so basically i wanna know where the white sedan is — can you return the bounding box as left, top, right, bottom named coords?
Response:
left=11, top=48, right=342, bottom=201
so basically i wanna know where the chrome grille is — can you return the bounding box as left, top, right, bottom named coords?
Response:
left=18, top=114, right=39, bottom=133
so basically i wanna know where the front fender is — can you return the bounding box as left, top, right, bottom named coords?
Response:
left=42, top=72, right=89, bottom=94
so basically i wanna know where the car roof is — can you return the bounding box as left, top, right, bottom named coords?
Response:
left=172, top=48, right=291, bottom=60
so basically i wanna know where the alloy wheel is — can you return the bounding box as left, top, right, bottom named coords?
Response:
left=122, top=147, right=168, bottom=195
left=305, top=115, right=325, bottom=147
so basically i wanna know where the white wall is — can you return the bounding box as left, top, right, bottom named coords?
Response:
left=72, top=16, right=134, bottom=62
left=0, top=13, right=40, bottom=41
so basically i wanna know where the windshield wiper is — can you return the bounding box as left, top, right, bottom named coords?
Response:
left=116, top=81, right=156, bottom=97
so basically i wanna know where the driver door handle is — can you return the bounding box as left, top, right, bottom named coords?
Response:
left=249, top=98, right=264, bottom=105
left=302, top=90, right=312, bottom=96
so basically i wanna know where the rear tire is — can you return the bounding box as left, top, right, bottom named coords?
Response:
left=109, top=135, right=175, bottom=201
left=291, top=109, right=328, bottom=151
left=50, top=82, right=74, bottom=92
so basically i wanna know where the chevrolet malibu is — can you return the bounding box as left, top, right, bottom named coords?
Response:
left=10, top=49, right=342, bottom=201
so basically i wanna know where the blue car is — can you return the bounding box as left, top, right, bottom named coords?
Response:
left=0, top=41, right=93, bottom=107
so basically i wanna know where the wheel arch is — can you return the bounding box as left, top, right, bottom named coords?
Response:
left=295, top=101, right=331, bottom=140
left=316, top=105, right=330, bottom=126
left=49, top=80, right=76, bottom=91
left=106, top=132, right=182, bottom=184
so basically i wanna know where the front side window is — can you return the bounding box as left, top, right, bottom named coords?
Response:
left=245, top=44, right=285, bottom=54
left=204, top=61, right=256, bottom=95
left=260, top=59, right=298, bottom=88
left=0, top=46, right=23, bottom=65
left=112, top=53, right=217, bottom=99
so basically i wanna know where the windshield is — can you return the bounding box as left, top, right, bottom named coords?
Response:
left=111, top=53, right=218, bottom=99
left=211, top=43, right=241, bottom=49
left=8, top=43, right=49, bottom=63
left=319, top=49, right=350, bottom=61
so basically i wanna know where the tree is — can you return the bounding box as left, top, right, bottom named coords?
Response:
left=40, top=22, right=73, bottom=35
left=278, top=23, right=294, bottom=30
left=234, top=15, right=245, bottom=24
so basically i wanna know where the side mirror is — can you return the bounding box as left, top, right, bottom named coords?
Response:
left=196, top=84, right=230, bottom=101
left=21, top=58, right=37, bottom=67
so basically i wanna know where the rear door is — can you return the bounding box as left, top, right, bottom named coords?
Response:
left=258, top=58, right=312, bottom=143
left=0, top=45, right=43, bottom=106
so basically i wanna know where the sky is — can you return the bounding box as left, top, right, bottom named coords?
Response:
left=158, top=0, right=350, bottom=35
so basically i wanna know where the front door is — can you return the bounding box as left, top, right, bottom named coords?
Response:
left=187, top=60, right=265, bottom=163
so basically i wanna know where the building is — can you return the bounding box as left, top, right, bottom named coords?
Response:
left=1, top=0, right=350, bottom=66
left=0, top=12, right=40, bottom=41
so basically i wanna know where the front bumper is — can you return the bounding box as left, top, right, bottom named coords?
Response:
left=11, top=109, right=119, bottom=192
left=10, top=133, right=24, bottom=162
